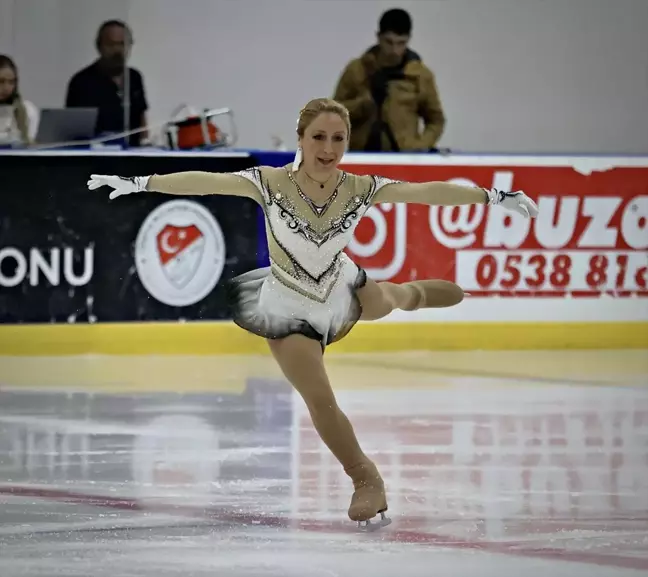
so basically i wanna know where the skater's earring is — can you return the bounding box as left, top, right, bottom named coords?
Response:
left=293, top=114, right=303, bottom=173
left=293, top=147, right=303, bottom=172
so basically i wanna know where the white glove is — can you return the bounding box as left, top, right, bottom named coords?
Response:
left=484, top=188, right=539, bottom=218
left=87, top=174, right=150, bottom=200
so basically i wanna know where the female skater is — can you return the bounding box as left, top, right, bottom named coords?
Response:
left=88, top=98, right=538, bottom=530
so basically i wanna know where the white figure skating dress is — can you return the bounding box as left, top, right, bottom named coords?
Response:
left=226, top=164, right=398, bottom=348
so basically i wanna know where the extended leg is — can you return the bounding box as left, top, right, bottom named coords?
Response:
left=267, top=334, right=386, bottom=522
left=357, top=278, right=464, bottom=321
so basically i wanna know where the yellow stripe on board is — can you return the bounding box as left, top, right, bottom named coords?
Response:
left=0, top=321, right=646, bottom=356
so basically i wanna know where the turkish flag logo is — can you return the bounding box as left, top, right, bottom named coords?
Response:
left=156, top=224, right=205, bottom=289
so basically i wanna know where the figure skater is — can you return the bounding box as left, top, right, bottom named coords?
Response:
left=88, top=97, right=538, bottom=530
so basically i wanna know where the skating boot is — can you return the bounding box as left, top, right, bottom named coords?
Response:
left=402, top=280, right=464, bottom=311
left=345, top=458, right=391, bottom=531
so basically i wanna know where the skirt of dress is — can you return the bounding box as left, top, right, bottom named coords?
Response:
left=226, top=253, right=367, bottom=349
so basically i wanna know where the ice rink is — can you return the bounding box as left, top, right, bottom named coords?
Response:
left=1, top=350, right=647, bottom=576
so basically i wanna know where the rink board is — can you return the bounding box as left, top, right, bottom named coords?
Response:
left=1, top=151, right=646, bottom=356
left=1, top=295, right=646, bottom=355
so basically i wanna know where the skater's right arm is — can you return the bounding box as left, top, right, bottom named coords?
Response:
left=87, top=171, right=262, bottom=203
left=146, top=172, right=261, bottom=200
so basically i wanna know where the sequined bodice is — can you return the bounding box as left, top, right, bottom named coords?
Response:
left=234, top=165, right=395, bottom=301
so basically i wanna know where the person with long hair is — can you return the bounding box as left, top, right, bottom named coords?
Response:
left=88, top=97, right=538, bottom=530
left=0, top=55, right=39, bottom=146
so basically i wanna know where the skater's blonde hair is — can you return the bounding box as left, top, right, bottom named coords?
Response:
left=297, top=98, right=351, bottom=138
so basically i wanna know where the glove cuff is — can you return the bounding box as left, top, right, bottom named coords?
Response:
left=482, top=187, right=504, bottom=206
left=133, top=176, right=150, bottom=192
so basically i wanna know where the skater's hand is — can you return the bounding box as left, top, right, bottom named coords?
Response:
left=485, top=189, right=538, bottom=218
left=87, top=174, right=150, bottom=200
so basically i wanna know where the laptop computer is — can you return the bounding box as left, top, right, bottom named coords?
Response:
left=35, top=107, right=98, bottom=144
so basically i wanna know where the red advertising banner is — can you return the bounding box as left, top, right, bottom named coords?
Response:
left=342, top=162, right=648, bottom=297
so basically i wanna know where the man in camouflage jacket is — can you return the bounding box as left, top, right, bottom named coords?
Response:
left=333, top=9, right=446, bottom=153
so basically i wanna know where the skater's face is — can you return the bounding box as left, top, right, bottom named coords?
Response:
left=299, top=112, right=348, bottom=175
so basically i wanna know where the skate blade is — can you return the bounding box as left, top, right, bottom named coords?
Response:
left=357, top=511, right=391, bottom=532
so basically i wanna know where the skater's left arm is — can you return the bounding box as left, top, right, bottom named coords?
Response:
left=372, top=180, right=539, bottom=218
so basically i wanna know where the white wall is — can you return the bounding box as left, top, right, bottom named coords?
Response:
left=1, top=0, right=647, bottom=154
left=0, top=0, right=131, bottom=109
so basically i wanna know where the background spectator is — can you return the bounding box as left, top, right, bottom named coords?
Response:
left=333, top=8, right=445, bottom=152
left=65, top=20, right=149, bottom=146
left=0, top=55, right=39, bottom=146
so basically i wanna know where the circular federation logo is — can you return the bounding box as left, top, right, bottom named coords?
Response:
left=135, top=200, right=226, bottom=307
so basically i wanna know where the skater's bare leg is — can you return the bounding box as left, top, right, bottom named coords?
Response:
left=267, top=334, right=386, bottom=521
left=357, top=277, right=464, bottom=321
left=268, top=334, right=364, bottom=467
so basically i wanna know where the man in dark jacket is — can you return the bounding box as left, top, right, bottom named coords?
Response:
left=333, top=9, right=445, bottom=152
left=65, top=20, right=149, bottom=146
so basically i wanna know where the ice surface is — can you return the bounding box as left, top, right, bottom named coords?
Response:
left=0, top=351, right=647, bottom=576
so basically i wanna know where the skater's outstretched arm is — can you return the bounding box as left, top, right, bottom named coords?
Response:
left=87, top=171, right=262, bottom=202
left=372, top=180, right=539, bottom=218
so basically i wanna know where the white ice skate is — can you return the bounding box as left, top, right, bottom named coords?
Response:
left=346, top=459, right=391, bottom=532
